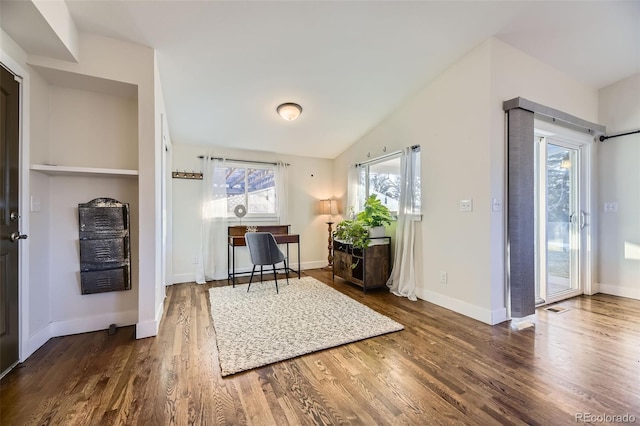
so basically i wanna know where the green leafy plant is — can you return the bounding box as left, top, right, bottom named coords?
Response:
left=334, top=219, right=370, bottom=269
left=356, top=194, right=393, bottom=227
left=334, top=219, right=369, bottom=250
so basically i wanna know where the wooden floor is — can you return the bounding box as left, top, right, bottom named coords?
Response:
left=2, top=269, right=639, bottom=425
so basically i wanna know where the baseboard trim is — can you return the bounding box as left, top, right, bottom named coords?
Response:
left=415, top=288, right=507, bottom=325
left=20, top=310, right=140, bottom=363
left=598, top=283, right=640, bottom=300
left=172, top=273, right=195, bottom=284
left=300, top=261, right=330, bottom=270
left=136, top=320, right=159, bottom=339
left=22, top=323, right=53, bottom=361
left=50, top=310, right=138, bottom=337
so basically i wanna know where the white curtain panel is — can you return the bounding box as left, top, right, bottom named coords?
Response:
left=346, top=165, right=362, bottom=219
left=196, top=157, right=228, bottom=283
left=276, top=161, right=289, bottom=225
left=387, top=147, right=419, bottom=301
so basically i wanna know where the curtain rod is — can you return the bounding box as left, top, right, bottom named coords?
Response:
left=599, top=129, right=640, bottom=142
left=197, top=155, right=289, bottom=166
left=353, top=145, right=420, bottom=168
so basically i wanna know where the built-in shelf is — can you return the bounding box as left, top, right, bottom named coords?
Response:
left=31, top=164, right=139, bottom=178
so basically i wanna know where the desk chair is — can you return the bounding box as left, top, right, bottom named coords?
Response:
left=245, top=232, right=289, bottom=293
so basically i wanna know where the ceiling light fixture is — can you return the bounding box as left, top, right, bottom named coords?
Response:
left=277, top=102, right=302, bottom=121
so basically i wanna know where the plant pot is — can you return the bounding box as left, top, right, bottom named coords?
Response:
left=368, top=226, right=385, bottom=238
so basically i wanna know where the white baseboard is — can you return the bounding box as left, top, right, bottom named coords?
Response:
left=155, top=299, right=165, bottom=328
left=598, top=283, right=640, bottom=300
left=171, top=261, right=330, bottom=285
left=22, top=323, right=53, bottom=361
left=136, top=319, right=159, bottom=339
left=50, top=309, right=138, bottom=337
left=20, top=310, right=140, bottom=363
left=300, top=261, right=329, bottom=270
left=490, top=307, right=508, bottom=325
left=415, top=288, right=507, bottom=325
left=172, top=273, right=195, bottom=284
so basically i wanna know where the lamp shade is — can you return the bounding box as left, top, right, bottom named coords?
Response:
left=277, top=103, right=302, bottom=121
left=320, top=199, right=337, bottom=216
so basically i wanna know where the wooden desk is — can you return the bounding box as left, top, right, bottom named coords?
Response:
left=227, top=225, right=301, bottom=285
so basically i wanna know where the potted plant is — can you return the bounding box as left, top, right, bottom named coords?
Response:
left=356, top=194, right=393, bottom=238
left=334, top=219, right=369, bottom=250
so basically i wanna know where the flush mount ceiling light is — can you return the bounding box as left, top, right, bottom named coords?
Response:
left=277, top=103, right=302, bottom=121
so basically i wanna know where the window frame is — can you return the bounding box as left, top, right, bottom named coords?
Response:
left=354, top=146, right=421, bottom=218
left=364, top=153, right=401, bottom=215
left=220, top=160, right=279, bottom=221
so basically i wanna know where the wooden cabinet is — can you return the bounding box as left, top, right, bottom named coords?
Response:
left=332, top=237, right=391, bottom=292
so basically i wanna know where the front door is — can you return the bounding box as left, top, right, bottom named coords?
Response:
left=1, top=64, right=21, bottom=373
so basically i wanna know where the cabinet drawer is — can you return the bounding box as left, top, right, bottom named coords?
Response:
left=81, top=266, right=130, bottom=294
left=79, top=238, right=129, bottom=267
left=79, top=206, right=128, bottom=232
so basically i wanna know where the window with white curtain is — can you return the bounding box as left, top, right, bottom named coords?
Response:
left=355, top=147, right=421, bottom=216
left=214, top=161, right=278, bottom=219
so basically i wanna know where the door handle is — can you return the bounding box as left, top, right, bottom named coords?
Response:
left=10, top=232, right=28, bottom=242
left=580, top=211, right=586, bottom=229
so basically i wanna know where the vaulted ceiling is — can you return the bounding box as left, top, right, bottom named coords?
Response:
left=4, top=1, right=639, bottom=159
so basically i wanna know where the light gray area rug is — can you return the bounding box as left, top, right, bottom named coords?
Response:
left=208, top=276, right=404, bottom=376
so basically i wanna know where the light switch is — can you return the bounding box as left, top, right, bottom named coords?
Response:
left=492, top=198, right=502, bottom=212
left=30, top=196, right=41, bottom=212
left=459, top=199, right=473, bottom=212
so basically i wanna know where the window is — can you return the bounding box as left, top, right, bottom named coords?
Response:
left=217, top=162, right=277, bottom=218
left=355, top=148, right=421, bottom=216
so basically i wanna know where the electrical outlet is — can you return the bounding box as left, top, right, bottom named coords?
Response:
left=459, top=199, right=473, bottom=212
left=192, top=257, right=199, bottom=264
left=603, top=202, right=618, bottom=213
left=492, top=198, right=502, bottom=212
left=440, top=271, right=448, bottom=284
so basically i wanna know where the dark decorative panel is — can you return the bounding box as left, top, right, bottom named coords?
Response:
left=78, top=198, right=131, bottom=295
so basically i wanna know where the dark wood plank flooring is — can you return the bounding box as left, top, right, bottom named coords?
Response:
left=1, top=269, right=639, bottom=425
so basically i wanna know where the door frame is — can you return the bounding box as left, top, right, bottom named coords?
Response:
left=534, top=119, right=595, bottom=303
left=1, top=50, right=31, bottom=366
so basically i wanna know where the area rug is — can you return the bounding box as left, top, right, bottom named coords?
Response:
left=208, top=276, right=404, bottom=376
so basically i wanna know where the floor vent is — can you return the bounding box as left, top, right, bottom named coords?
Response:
left=544, top=306, right=569, bottom=313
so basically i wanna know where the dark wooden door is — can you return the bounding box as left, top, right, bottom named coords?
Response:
left=0, top=65, right=21, bottom=373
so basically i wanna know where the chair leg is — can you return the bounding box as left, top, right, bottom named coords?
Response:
left=272, top=265, right=278, bottom=294
left=260, top=265, right=263, bottom=282
left=247, top=265, right=256, bottom=292
left=283, top=259, right=289, bottom=286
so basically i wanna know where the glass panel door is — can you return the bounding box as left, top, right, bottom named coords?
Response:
left=536, top=136, right=583, bottom=305
left=545, top=143, right=579, bottom=297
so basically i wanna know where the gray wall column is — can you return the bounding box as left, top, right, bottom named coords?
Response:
left=507, top=108, right=536, bottom=318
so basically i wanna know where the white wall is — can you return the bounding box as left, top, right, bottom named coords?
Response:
left=27, top=34, right=162, bottom=339
left=8, top=32, right=163, bottom=350
left=48, top=176, right=139, bottom=330
left=48, top=86, right=138, bottom=168
left=488, top=38, right=599, bottom=311
left=171, top=143, right=333, bottom=284
left=40, top=86, right=140, bottom=334
left=598, top=73, right=640, bottom=300
left=333, top=37, right=600, bottom=324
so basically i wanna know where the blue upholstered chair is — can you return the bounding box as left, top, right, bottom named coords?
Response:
left=244, top=232, right=289, bottom=293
